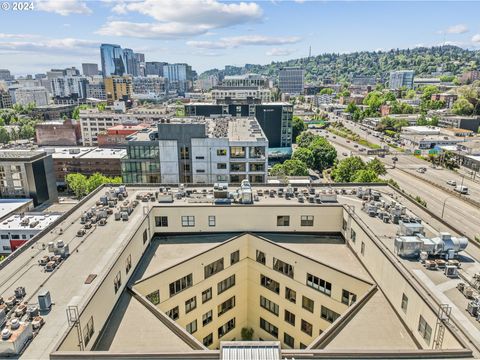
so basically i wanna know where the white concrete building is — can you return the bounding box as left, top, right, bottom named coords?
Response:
left=14, top=87, right=49, bottom=106
left=211, top=88, right=272, bottom=102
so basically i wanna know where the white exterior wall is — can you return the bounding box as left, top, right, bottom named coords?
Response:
left=191, top=138, right=229, bottom=183
left=159, top=140, right=179, bottom=183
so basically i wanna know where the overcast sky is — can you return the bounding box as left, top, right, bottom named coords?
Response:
left=1, top=0, right=480, bottom=76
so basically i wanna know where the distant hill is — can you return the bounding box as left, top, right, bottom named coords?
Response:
left=200, top=46, right=480, bottom=83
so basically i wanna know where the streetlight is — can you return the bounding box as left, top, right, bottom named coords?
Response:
left=441, top=196, right=455, bottom=218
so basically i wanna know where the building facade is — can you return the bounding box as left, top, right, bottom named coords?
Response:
left=278, top=67, right=305, bottom=95
left=97, top=123, right=149, bottom=148
left=82, top=63, right=99, bottom=77
left=14, top=87, right=49, bottom=106
left=35, top=119, right=81, bottom=146
left=0, top=90, right=13, bottom=109
left=104, top=76, right=132, bottom=103
left=51, top=76, right=87, bottom=103
left=122, top=117, right=268, bottom=184
left=100, top=44, right=126, bottom=77
left=389, top=70, right=415, bottom=89
left=0, top=151, right=58, bottom=206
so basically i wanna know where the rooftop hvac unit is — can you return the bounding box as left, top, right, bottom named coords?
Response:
left=38, top=291, right=51, bottom=312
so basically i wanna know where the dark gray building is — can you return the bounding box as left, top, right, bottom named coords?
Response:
left=145, top=62, right=167, bottom=76
left=0, top=151, right=58, bottom=206
left=184, top=102, right=293, bottom=148
left=278, top=67, right=304, bottom=95
left=82, top=63, right=99, bottom=77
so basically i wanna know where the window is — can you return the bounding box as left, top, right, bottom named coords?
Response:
left=186, top=320, right=197, bottom=334
left=256, top=250, right=266, bottom=265
left=146, top=290, right=160, bottom=305
left=302, top=296, right=314, bottom=313
left=181, top=216, right=195, bottom=227
left=166, top=306, right=179, bottom=320
left=260, top=275, right=280, bottom=294
left=273, top=258, right=294, bottom=278
left=143, top=229, right=148, bottom=244
left=114, top=271, right=121, bottom=294
left=306, top=274, right=332, bottom=296
left=218, top=318, right=235, bottom=338
left=196, top=169, right=205, bottom=173
left=342, top=218, right=347, bottom=231
left=204, top=258, right=224, bottom=279
left=277, top=215, right=290, bottom=226
left=361, top=242, right=365, bottom=255
left=301, top=215, right=314, bottom=226
left=260, top=296, right=279, bottom=316
left=217, top=274, right=235, bottom=294
left=203, top=333, right=213, bottom=347
left=418, top=316, right=432, bottom=344
left=321, top=306, right=340, bottom=323
left=217, top=163, right=227, bottom=170
left=218, top=296, right=236, bottom=316
left=300, top=342, right=307, bottom=349
left=185, top=296, right=197, bottom=313
left=260, top=318, right=278, bottom=338
left=83, top=316, right=94, bottom=346
left=155, top=216, right=168, bottom=227
left=341, top=289, right=357, bottom=306
left=301, top=319, right=312, bottom=336
left=180, top=146, right=189, bottom=160
left=351, top=229, right=356, bottom=243
left=202, top=310, right=213, bottom=326
left=195, top=156, right=205, bottom=160
left=284, top=310, right=295, bottom=326
left=0, top=235, right=8, bottom=240
left=230, top=146, right=245, bottom=158
left=230, top=250, right=240, bottom=265
left=202, top=287, right=212, bottom=303
left=169, top=274, right=193, bottom=297
left=285, top=287, right=296, bottom=303
left=125, top=254, right=132, bottom=273
left=208, top=215, right=216, bottom=227
left=284, top=332, right=294, bottom=348
left=230, top=163, right=246, bottom=172
left=217, top=149, right=227, bottom=156
left=401, top=293, right=408, bottom=313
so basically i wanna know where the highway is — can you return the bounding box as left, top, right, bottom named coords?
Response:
left=312, top=128, right=480, bottom=242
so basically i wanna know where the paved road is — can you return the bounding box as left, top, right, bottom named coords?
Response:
left=314, top=128, right=480, bottom=241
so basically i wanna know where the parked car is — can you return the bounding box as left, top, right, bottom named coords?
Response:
left=446, top=180, right=456, bottom=186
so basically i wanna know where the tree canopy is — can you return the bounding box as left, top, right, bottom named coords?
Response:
left=66, top=172, right=122, bottom=198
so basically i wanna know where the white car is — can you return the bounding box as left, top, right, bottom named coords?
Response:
left=446, top=180, right=456, bottom=186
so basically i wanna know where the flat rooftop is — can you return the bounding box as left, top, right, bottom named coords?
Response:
left=0, top=212, right=61, bottom=231
left=0, top=150, right=47, bottom=161
left=0, top=199, right=32, bottom=220
left=48, top=147, right=126, bottom=159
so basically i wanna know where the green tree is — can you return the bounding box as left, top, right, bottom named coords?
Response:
left=452, top=98, right=474, bottom=115
left=346, top=102, right=359, bottom=114
left=292, top=148, right=314, bottom=169
left=0, top=127, right=10, bottom=143
left=295, top=131, right=316, bottom=148
left=66, top=173, right=88, bottom=199
left=440, top=75, right=455, bottom=82
left=332, top=156, right=366, bottom=182
left=72, top=104, right=90, bottom=120
left=270, top=159, right=308, bottom=177
left=319, top=88, right=333, bottom=95
left=292, top=116, right=306, bottom=143
left=405, top=89, right=416, bottom=99
left=421, top=85, right=439, bottom=101
left=19, top=124, right=35, bottom=139
left=366, top=158, right=386, bottom=175
left=352, top=169, right=380, bottom=183
left=87, top=173, right=109, bottom=193
left=309, top=137, right=337, bottom=171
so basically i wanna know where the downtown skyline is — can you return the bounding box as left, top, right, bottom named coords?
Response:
left=1, top=0, right=480, bottom=75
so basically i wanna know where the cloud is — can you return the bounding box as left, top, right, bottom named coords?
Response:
left=439, top=24, right=469, bottom=35
left=100, top=0, right=263, bottom=39
left=471, top=34, right=480, bottom=44
left=35, top=0, right=92, bottom=15
left=266, top=48, right=295, bottom=56
left=187, top=35, right=302, bottom=49
left=0, top=33, right=37, bottom=39
left=0, top=37, right=99, bottom=55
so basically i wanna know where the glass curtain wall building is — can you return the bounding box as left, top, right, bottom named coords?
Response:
left=101, top=44, right=126, bottom=77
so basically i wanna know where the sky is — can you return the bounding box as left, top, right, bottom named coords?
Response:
left=1, top=0, right=480, bottom=76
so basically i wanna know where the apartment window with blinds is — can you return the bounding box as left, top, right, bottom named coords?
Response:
left=302, top=296, right=314, bottom=313
left=203, top=333, right=213, bottom=346
left=166, top=306, right=179, bottom=320
left=230, top=250, right=240, bottom=265
left=418, top=315, right=432, bottom=344
left=125, top=254, right=132, bottom=273
left=260, top=275, right=280, bottom=294
left=218, top=318, right=235, bottom=338
left=185, top=296, right=197, bottom=313
left=321, top=305, right=340, bottom=323
left=260, top=296, right=279, bottom=316
left=83, top=316, right=95, bottom=346
left=301, top=215, right=314, bottom=226
left=114, top=272, right=121, bottom=294
left=306, top=273, right=332, bottom=296
left=301, top=319, right=312, bottom=336
left=284, top=310, right=295, bottom=326
left=202, top=287, right=212, bottom=303
left=351, top=229, right=356, bottom=242
left=256, top=250, right=266, bottom=265
left=285, top=287, right=296, bottom=303
left=169, top=274, right=193, bottom=297
left=208, top=215, right=216, bottom=227
left=342, top=289, right=357, bottom=306
left=202, top=310, right=213, bottom=326
left=277, top=215, right=290, bottom=226
left=401, top=293, right=408, bottom=313
left=218, top=296, right=236, bottom=316
left=260, top=318, right=278, bottom=338
left=273, top=257, right=294, bottom=278
left=284, top=332, right=294, bottom=348
left=186, top=320, right=197, bottom=334
left=204, top=258, right=224, bottom=279
left=155, top=216, right=168, bottom=227
left=217, top=274, right=235, bottom=294
left=181, top=216, right=195, bottom=227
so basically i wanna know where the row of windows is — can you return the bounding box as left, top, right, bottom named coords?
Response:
left=276, top=215, right=315, bottom=227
